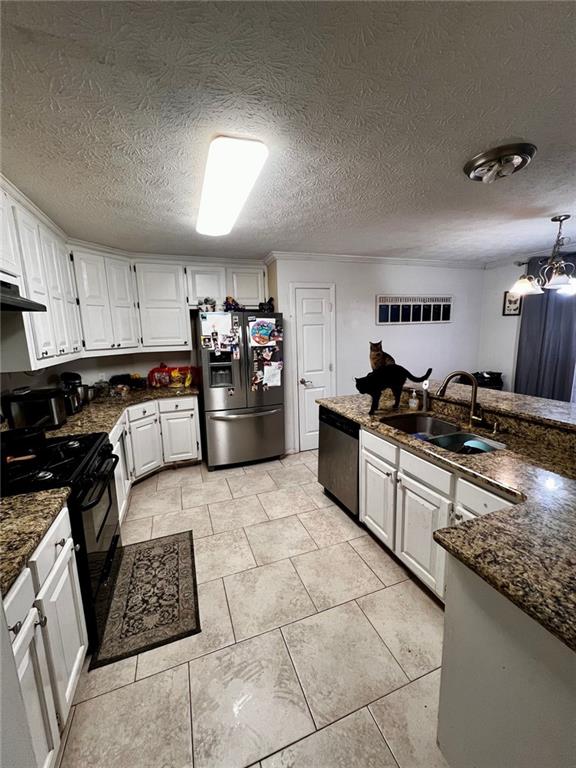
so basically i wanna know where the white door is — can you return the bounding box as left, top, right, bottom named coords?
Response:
left=187, top=266, right=226, bottom=306
left=15, top=207, right=57, bottom=360
left=359, top=449, right=396, bottom=548
left=1, top=192, right=21, bottom=276
left=75, top=251, right=115, bottom=350
left=131, top=414, right=162, bottom=477
left=39, top=230, right=68, bottom=356
left=395, top=472, right=450, bottom=597
left=60, top=250, right=82, bottom=354
left=161, top=411, right=198, bottom=463
left=295, top=286, right=335, bottom=451
left=227, top=267, right=265, bottom=307
left=12, top=607, right=61, bottom=768
left=35, top=538, right=87, bottom=724
left=136, top=263, right=189, bottom=346
left=106, top=258, right=139, bottom=349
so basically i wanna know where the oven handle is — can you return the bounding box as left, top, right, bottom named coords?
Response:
left=78, top=455, right=119, bottom=512
left=211, top=409, right=282, bottom=421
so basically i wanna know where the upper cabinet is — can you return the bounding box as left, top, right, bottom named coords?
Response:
left=135, top=263, right=190, bottom=347
left=226, top=267, right=266, bottom=307
left=186, top=266, right=226, bottom=307
left=106, top=258, right=139, bottom=349
left=74, top=250, right=115, bottom=350
left=0, top=192, right=21, bottom=276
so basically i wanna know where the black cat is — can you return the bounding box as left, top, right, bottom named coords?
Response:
left=355, top=365, right=433, bottom=414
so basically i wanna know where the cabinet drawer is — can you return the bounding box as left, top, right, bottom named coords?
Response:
left=399, top=449, right=452, bottom=496
left=127, top=400, right=158, bottom=422
left=4, top=568, right=35, bottom=640
left=158, top=397, right=196, bottom=413
left=28, top=506, right=72, bottom=592
left=361, top=429, right=398, bottom=465
left=456, top=479, right=514, bottom=516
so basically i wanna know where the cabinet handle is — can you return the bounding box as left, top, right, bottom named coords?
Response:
left=154, top=417, right=158, bottom=423
left=55, top=538, right=66, bottom=548
left=396, top=477, right=402, bottom=485
left=34, top=614, right=48, bottom=629
left=143, top=409, right=147, bottom=415
left=175, top=404, right=179, bottom=409
left=8, top=621, right=22, bottom=637
left=111, top=343, right=116, bottom=348
left=74, top=543, right=81, bottom=552
left=384, top=471, right=392, bottom=477
left=183, top=340, right=188, bottom=344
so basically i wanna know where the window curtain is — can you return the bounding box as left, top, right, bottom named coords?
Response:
left=514, top=254, right=576, bottom=401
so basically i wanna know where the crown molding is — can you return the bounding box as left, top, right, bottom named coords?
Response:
left=265, top=250, right=485, bottom=270
left=1, top=174, right=68, bottom=240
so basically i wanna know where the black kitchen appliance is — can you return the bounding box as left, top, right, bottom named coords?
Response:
left=1, top=430, right=122, bottom=650
left=0, top=279, right=46, bottom=312
left=1, top=386, right=67, bottom=430
left=317, top=407, right=359, bottom=516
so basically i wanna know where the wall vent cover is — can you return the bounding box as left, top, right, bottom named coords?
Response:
left=376, top=295, right=453, bottom=325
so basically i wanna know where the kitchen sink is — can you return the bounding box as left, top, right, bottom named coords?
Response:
left=427, top=432, right=506, bottom=455
left=379, top=413, right=459, bottom=437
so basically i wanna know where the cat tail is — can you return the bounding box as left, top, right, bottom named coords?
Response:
left=406, top=367, right=432, bottom=383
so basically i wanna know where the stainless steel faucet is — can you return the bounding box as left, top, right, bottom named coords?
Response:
left=435, top=371, right=483, bottom=429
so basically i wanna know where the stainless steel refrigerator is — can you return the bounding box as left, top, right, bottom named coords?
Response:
left=196, top=311, right=285, bottom=468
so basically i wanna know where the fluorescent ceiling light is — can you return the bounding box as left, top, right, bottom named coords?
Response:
left=196, top=136, right=268, bottom=237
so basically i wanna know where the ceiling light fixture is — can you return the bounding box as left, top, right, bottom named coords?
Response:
left=509, top=214, right=574, bottom=297
left=463, top=143, right=537, bottom=184
left=196, top=136, right=268, bottom=237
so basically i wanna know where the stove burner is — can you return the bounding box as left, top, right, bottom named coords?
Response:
left=36, top=470, right=54, bottom=480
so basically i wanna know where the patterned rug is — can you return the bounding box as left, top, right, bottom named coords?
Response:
left=90, top=531, right=200, bottom=669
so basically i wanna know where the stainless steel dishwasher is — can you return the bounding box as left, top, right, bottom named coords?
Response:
left=318, top=406, right=359, bottom=516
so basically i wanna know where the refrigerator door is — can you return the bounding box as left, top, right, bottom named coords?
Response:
left=204, top=405, right=285, bottom=468
left=198, top=313, right=247, bottom=411
left=244, top=312, right=284, bottom=408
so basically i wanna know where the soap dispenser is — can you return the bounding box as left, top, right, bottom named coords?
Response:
left=408, top=389, right=419, bottom=410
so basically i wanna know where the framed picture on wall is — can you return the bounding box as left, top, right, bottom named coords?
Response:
left=502, top=291, right=523, bottom=316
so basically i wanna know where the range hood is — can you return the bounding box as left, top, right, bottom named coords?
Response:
left=0, top=280, right=46, bottom=312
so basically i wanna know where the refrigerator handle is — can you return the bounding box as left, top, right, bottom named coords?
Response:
left=211, top=409, right=282, bottom=421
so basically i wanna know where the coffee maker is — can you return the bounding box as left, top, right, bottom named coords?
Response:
left=59, top=372, right=83, bottom=415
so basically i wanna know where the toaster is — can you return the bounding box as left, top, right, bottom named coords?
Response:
left=1, top=387, right=67, bottom=430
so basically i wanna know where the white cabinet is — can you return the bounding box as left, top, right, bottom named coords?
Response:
left=227, top=267, right=266, bottom=307
left=74, top=250, right=115, bottom=350
left=161, top=410, right=198, bottom=463
left=359, top=449, right=396, bottom=548
left=112, top=425, right=133, bottom=523
left=35, top=538, right=87, bottom=724
left=1, top=191, right=21, bottom=276
left=60, top=250, right=82, bottom=355
left=15, top=206, right=57, bottom=360
left=135, top=263, right=189, bottom=347
left=186, top=266, right=226, bottom=306
left=12, top=607, right=61, bottom=768
left=130, top=413, right=162, bottom=477
left=39, top=229, right=69, bottom=356
left=106, top=258, right=139, bottom=349
left=395, top=472, right=450, bottom=597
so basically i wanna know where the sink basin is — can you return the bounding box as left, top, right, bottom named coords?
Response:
left=427, top=432, right=506, bottom=455
left=379, top=413, right=458, bottom=437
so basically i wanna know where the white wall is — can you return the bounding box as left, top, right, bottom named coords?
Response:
left=477, top=263, right=521, bottom=390
left=274, top=256, right=486, bottom=451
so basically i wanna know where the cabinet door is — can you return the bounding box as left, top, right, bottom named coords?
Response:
left=12, top=607, right=61, bottom=768
left=359, top=449, right=396, bottom=548
left=106, top=258, right=139, bottom=349
left=39, top=230, right=68, bottom=356
left=227, top=267, right=266, bottom=307
left=131, top=414, right=162, bottom=477
left=112, top=435, right=128, bottom=524
left=395, top=472, right=450, bottom=597
left=187, top=266, right=226, bottom=306
left=15, top=207, right=57, bottom=360
left=161, top=411, right=198, bottom=463
left=35, top=538, right=87, bottom=724
left=135, top=263, right=189, bottom=346
left=60, top=252, right=82, bottom=355
left=1, top=191, right=21, bottom=276
left=74, top=251, right=114, bottom=350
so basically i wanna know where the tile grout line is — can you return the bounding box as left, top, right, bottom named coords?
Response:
left=354, top=595, right=414, bottom=682
left=278, top=627, right=319, bottom=733
left=221, top=576, right=238, bottom=645
left=288, top=555, right=321, bottom=613
left=365, top=705, right=402, bottom=768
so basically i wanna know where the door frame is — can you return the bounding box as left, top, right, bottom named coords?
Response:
left=289, top=282, right=336, bottom=453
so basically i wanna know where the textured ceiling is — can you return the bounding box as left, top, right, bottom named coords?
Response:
left=1, top=1, right=575, bottom=263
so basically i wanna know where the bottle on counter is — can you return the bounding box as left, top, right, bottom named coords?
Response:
left=408, top=389, right=419, bottom=410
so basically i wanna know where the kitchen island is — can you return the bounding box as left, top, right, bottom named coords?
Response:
left=317, top=385, right=575, bottom=768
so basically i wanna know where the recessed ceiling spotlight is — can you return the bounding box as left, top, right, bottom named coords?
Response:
left=463, top=142, right=537, bottom=183
left=196, top=136, right=268, bottom=237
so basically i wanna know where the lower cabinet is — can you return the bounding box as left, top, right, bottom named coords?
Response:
left=161, top=411, right=198, bottom=463
left=395, top=472, right=450, bottom=596
left=112, top=424, right=133, bottom=522
left=359, top=448, right=396, bottom=548
left=131, top=413, right=162, bottom=478
left=12, top=606, right=61, bottom=768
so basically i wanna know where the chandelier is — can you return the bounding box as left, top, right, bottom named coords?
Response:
left=509, top=215, right=575, bottom=297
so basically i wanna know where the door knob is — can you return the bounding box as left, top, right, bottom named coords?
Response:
left=299, top=378, right=313, bottom=385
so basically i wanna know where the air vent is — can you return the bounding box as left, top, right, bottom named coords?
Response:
left=376, top=295, right=453, bottom=325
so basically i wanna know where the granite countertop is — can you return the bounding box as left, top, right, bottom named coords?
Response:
left=0, top=387, right=199, bottom=597
left=317, top=393, right=576, bottom=651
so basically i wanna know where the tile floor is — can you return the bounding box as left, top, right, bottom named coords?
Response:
left=57, top=450, right=448, bottom=768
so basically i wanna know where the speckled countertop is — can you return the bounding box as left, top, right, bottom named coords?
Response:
left=317, top=393, right=576, bottom=651
left=0, top=388, right=199, bottom=597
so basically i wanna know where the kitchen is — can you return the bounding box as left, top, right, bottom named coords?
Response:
left=1, top=3, right=575, bottom=768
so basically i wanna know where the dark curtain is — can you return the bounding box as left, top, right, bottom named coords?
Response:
left=514, top=254, right=576, bottom=401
